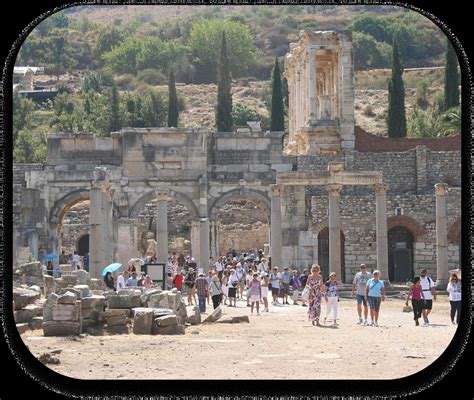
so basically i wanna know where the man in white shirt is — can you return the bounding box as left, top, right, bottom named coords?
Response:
left=215, top=257, right=224, bottom=280
left=419, top=268, right=437, bottom=325
left=117, top=270, right=129, bottom=291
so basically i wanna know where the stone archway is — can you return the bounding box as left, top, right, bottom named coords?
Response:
left=49, top=189, right=90, bottom=235
left=388, top=227, right=414, bottom=282
left=387, top=215, right=427, bottom=242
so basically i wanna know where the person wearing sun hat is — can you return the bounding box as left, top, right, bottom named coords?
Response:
left=184, top=267, right=196, bottom=306
left=209, top=274, right=224, bottom=309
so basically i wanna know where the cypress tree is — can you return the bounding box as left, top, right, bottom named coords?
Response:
left=270, top=57, right=285, bottom=131
left=215, top=32, right=233, bottom=132
left=108, top=85, right=121, bottom=134
left=168, top=69, right=179, bottom=127
left=444, top=39, right=460, bottom=110
left=387, top=39, right=406, bottom=138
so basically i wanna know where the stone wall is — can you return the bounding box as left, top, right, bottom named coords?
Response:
left=427, top=151, right=462, bottom=188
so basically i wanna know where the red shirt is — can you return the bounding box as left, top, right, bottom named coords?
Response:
left=173, top=274, right=183, bottom=289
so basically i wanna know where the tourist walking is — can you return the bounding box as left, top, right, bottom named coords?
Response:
left=46, top=261, right=54, bottom=277
left=126, top=271, right=138, bottom=287
left=260, top=273, right=270, bottom=312
left=365, top=270, right=386, bottom=327
left=290, top=270, right=301, bottom=305
left=352, top=264, right=371, bottom=325
left=172, top=271, right=184, bottom=291
left=307, top=264, right=326, bottom=326
left=324, top=272, right=339, bottom=324
left=207, top=270, right=214, bottom=305
left=235, top=263, right=246, bottom=300
left=446, top=272, right=461, bottom=325
left=280, top=267, right=291, bottom=305
left=298, top=269, right=309, bottom=306
left=184, top=268, right=197, bottom=306
left=248, top=273, right=262, bottom=315
left=270, top=267, right=281, bottom=305
left=195, top=273, right=209, bottom=313
left=405, top=276, right=427, bottom=326
left=104, top=271, right=115, bottom=292
left=222, top=269, right=230, bottom=305
left=420, top=269, right=437, bottom=325
left=227, top=269, right=239, bottom=307
left=209, top=275, right=224, bottom=309
left=117, top=270, right=128, bottom=291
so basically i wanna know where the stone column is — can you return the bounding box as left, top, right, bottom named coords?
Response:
left=309, top=49, right=318, bottom=122
left=89, top=186, right=106, bottom=279
left=210, top=220, right=219, bottom=259
left=155, top=190, right=169, bottom=265
left=435, top=183, right=449, bottom=289
left=103, top=186, right=115, bottom=266
left=199, top=218, right=210, bottom=273
left=327, top=184, right=342, bottom=280
left=374, top=183, right=389, bottom=283
left=191, top=220, right=200, bottom=261
left=270, top=185, right=283, bottom=268
left=116, top=219, right=136, bottom=270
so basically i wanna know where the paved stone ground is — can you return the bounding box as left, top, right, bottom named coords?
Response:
left=22, top=296, right=458, bottom=380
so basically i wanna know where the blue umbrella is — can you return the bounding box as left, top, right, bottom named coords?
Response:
left=43, top=253, right=58, bottom=261
left=101, top=263, right=123, bottom=277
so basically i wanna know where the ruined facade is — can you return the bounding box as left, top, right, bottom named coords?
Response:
left=13, top=31, right=462, bottom=285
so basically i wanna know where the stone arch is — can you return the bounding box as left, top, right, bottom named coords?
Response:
left=208, top=188, right=271, bottom=222
left=448, top=217, right=461, bottom=244
left=129, top=189, right=199, bottom=219
left=387, top=215, right=427, bottom=242
left=49, top=189, right=90, bottom=233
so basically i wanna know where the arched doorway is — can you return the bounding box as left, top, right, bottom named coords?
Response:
left=317, top=227, right=345, bottom=282
left=77, top=234, right=89, bottom=256
left=215, top=198, right=269, bottom=257
left=388, top=227, right=414, bottom=282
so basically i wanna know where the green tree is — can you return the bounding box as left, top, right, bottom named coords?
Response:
left=387, top=39, right=406, bottom=138
left=270, top=57, right=285, bottom=131
left=232, top=103, right=259, bottom=126
left=13, top=92, right=35, bottom=145
left=189, top=19, right=256, bottom=83
left=167, top=70, right=179, bottom=127
left=444, top=39, right=460, bottom=110
left=353, top=31, right=391, bottom=70
left=108, top=85, right=121, bottom=133
left=47, top=28, right=76, bottom=80
left=215, top=32, right=233, bottom=132
left=13, top=129, right=47, bottom=163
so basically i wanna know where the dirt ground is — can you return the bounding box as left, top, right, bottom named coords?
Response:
left=21, top=296, right=457, bottom=380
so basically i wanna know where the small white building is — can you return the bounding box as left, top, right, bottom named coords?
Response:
left=13, top=66, right=44, bottom=90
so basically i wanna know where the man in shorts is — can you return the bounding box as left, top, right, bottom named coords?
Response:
left=352, top=264, right=371, bottom=325
left=420, top=268, right=437, bottom=326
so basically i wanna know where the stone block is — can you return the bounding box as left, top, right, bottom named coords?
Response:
left=106, top=315, right=129, bottom=327
left=107, top=294, right=140, bottom=309
left=107, top=325, right=129, bottom=335
left=133, top=310, right=154, bottom=335
left=89, top=279, right=102, bottom=291
left=13, top=288, right=40, bottom=309
left=19, top=262, right=43, bottom=276
left=43, top=320, right=82, bottom=336
left=72, top=270, right=91, bottom=285
left=148, top=293, right=169, bottom=309
left=43, top=293, right=59, bottom=322
left=52, top=304, right=80, bottom=321
left=29, top=317, right=43, bottom=330
left=140, top=289, right=162, bottom=307
left=44, top=275, right=56, bottom=297
left=15, top=304, right=42, bottom=323
left=154, top=315, right=178, bottom=327
left=152, top=324, right=185, bottom=335
left=57, top=291, right=78, bottom=305
left=100, top=309, right=131, bottom=319
left=186, top=306, right=201, bottom=325
left=73, top=285, right=91, bottom=298
left=61, top=275, right=78, bottom=287
left=202, top=306, right=222, bottom=324
left=81, top=308, right=99, bottom=320
left=58, top=287, right=82, bottom=299
left=81, top=295, right=106, bottom=310
left=82, top=319, right=100, bottom=329
left=16, top=323, right=30, bottom=335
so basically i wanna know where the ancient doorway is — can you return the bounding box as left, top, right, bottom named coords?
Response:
left=317, top=227, right=345, bottom=282
left=77, top=234, right=89, bottom=256
left=215, top=198, right=269, bottom=258
left=388, top=227, right=414, bottom=282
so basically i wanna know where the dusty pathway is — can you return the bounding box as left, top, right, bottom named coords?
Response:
left=22, top=296, right=458, bottom=380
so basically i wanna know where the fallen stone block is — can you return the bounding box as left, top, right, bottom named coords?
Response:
left=43, top=293, right=59, bottom=322
left=29, top=317, right=43, bottom=330
left=133, top=310, right=154, bottom=335
left=43, top=320, right=82, bottom=336
left=100, top=309, right=131, bottom=319
left=89, top=279, right=102, bottom=291
left=148, top=293, right=169, bottom=309
left=131, top=307, right=174, bottom=318
left=28, top=285, right=42, bottom=294
left=13, top=288, right=40, bottom=309
left=61, top=275, right=79, bottom=287
left=44, top=275, right=56, bottom=297
left=73, top=285, right=91, bottom=298
left=105, top=315, right=128, bottom=327
left=140, top=289, right=162, bottom=307
left=152, top=324, right=185, bottom=335
left=107, top=325, right=129, bottom=335
left=57, top=291, right=78, bottom=304
left=16, top=323, right=29, bottom=335
left=72, top=270, right=91, bottom=285
left=81, top=308, right=99, bottom=320
left=82, top=319, right=99, bottom=328
left=15, top=304, right=42, bottom=323
left=19, top=262, right=43, bottom=276
left=107, top=294, right=140, bottom=309
left=81, top=295, right=106, bottom=310
left=216, top=315, right=250, bottom=324
left=52, top=304, right=80, bottom=321
left=202, top=306, right=222, bottom=324
left=154, top=315, right=178, bottom=327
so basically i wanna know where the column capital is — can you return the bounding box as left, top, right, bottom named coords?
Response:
left=94, top=183, right=114, bottom=201
left=328, top=162, right=344, bottom=175
left=326, top=184, right=343, bottom=197
left=155, top=189, right=170, bottom=202
left=373, top=183, right=389, bottom=195
left=435, top=183, right=449, bottom=196
left=270, top=184, right=283, bottom=197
